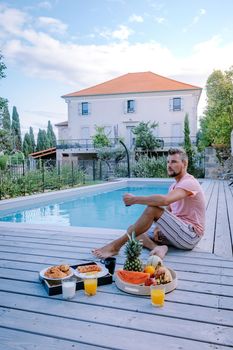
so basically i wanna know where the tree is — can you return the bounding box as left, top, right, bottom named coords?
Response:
left=132, top=121, right=160, bottom=151
left=29, top=126, right=36, bottom=153
left=37, top=129, right=49, bottom=151
left=0, top=99, right=12, bottom=153
left=97, top=146, right=126, bottom=168
left=2, top=101, right=11, bottom=132
left=0, top=52, right=6, bottom=80
left=23, top=132, right=34, bottom=157
left=0, top=53, right=7, bottom=127
left=199, top=67, right=233, bottom=149
left=0, top=54, right=10, bottom=153
left=0, top=129, right=12, bottom=152
left=183, top=113, right=195, bottom=173
left=11, top=106, right=22, bottom=151
left=92, top=126, right=111, bottom=148
left=47, top=120, right=57, bottom=147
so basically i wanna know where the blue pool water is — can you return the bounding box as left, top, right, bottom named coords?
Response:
left=0, top=184, right=170, bottom=230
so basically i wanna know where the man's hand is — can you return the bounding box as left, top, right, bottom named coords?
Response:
left=123, top=193, right=136, bottom=206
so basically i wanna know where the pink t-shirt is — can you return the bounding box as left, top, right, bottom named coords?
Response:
left=169, top=173, right=206, bottom=236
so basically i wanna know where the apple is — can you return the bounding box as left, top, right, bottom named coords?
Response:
left=144, top=277, right=156, bottom=286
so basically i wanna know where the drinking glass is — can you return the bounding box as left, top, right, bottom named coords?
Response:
left=62, top=277, right=76, bottom=299
left=83, top=275, right=97, bottom=296
left=150, top=285, right=165, bottom=307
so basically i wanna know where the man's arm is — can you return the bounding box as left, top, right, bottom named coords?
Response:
left=123, top=188, right=192, bottom=207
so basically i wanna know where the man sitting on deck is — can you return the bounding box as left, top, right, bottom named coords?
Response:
left=92, top=148, right=206, bottom=259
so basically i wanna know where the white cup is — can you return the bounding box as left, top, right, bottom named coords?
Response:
left=62, top=277, right=76, bottom=299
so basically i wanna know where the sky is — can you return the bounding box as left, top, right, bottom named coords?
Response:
left=0, top=0, right=233, bottom=138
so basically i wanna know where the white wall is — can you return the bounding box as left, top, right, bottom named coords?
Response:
left=57, top=89, right=201, bottom=147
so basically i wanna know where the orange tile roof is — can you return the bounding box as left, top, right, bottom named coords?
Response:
left=62, top=71, right=201, bottom=98
left=29, top=147, right=56, bottom=158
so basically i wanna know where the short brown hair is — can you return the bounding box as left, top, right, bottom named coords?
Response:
left=168, top=148, right=188, bottom=161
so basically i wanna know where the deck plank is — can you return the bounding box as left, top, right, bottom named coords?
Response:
left=196, top=181, right=218, bottom=253
left=224, top=181, right=233, bottom=248
left=214, top=182, right=232, bottom=257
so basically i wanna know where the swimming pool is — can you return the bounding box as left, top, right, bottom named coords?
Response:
left=0, top=180, right=170, bottom=230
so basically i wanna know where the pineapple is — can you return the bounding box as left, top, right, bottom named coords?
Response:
left=123, top=232, right=143, bottom=271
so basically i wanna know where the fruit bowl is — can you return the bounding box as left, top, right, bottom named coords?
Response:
left=115, top=268, right=177, bottom=295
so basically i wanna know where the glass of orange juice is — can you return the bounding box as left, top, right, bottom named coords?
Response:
left=150, top=285, right=165, bottom=307
left=83, top=275, right=97, bottom=296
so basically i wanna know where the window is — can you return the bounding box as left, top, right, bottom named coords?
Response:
left=172, top=98, right=181, bottom=111
left=78, top=102, right=91, bottom=115
left=127, top=100, right=135, bottom=113
left=82, top=102, right=89, bottom=115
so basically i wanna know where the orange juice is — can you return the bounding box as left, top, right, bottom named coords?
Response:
left=84, top=277, right=97, bottom=296
left=150, top=287, right=165, bottom=307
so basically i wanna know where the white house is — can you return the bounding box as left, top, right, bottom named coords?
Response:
left=56, top=71, right=202, bottom=162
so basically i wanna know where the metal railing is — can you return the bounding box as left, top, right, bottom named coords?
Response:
left=57, top=138, right=119, bottom=150
left=57, top=136, right=197, bottom=151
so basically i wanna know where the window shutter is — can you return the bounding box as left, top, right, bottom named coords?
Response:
left=88, top=102, right=92, bottom=115
left=123, top=100, right=127, bottom=114
left=181, top=97, right=184, bottom=111
left=78, top=103, right=82, bottom=115
left=169, top=98, right=173, bottom=111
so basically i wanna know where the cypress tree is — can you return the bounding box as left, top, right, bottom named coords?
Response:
left=0, top=99, right=12, bottom=152
left=47, top=120, right=56, bottom=147
left=37, top=129, right=49, bottom=151
left=36, top=129, right=43, bottom=151
left=29, top=126, right=36, bottom=152
left=23, top=132, right=32, bottom=157
left=183, top=113, right=194, bottom=173
left=0, top=52, right=6, bottom=80
left=11, top=106, right=22, bottom=151
left=2, top=101, right=11, bottom=132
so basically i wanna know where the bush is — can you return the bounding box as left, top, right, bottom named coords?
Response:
left=114, top=163, right=129, bottom=177
left=0, top=162, right=86, bottom=199
left=132, top=155, right=167, bottom=178
left=0, top=154, right=8, bottom=170
left=9, top=152, right=25, bottom=165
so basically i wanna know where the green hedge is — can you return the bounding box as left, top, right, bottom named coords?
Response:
left=132, top=155, right=167, bottom=178
left=0, top=165, right=85, bottom=199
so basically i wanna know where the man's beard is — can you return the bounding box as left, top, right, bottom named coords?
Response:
left=168, top=170, right=182, bottom=177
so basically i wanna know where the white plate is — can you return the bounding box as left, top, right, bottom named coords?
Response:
left=74, top=265, right=109, bottom=279
left=39, top=266, right=74, bottom=281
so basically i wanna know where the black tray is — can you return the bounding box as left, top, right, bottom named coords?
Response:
left=39, top=262, right=113, bottom=296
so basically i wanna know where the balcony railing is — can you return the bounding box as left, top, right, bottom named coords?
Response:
left=57, top=137, right=197, bottom=151
left=57, top=138, right=119, bottom=150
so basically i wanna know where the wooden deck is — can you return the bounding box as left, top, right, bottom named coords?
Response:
left=0, top=179, right=233, bottom=349
left=196, top=180, right=233, bottom=258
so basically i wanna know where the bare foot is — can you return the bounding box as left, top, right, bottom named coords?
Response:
left=92, top=243, right=119, bottom=259
left=150, top=245, right=168, bottom=259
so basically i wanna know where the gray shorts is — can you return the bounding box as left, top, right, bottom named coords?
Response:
left=147, top=209, right=202, bottom=250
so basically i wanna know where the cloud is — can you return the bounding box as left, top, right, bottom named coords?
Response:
left=37, top=16, right=68, bottom=34
left=1, top=3, right=233, bottom=130
left=155, top=17, right=165, bottom=24
left=0, top=5, right=28, bottom=35
left=4, top=26, right=233, bottom=93
left=147, top=0, right=165, bottom=11
left=98, top=25, right=134, bottom=41
left=183, top=8, right=206, bottom=32
left=38, top=1, right=52, bottom=10
left=129, top=14, right=144, bottom=23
